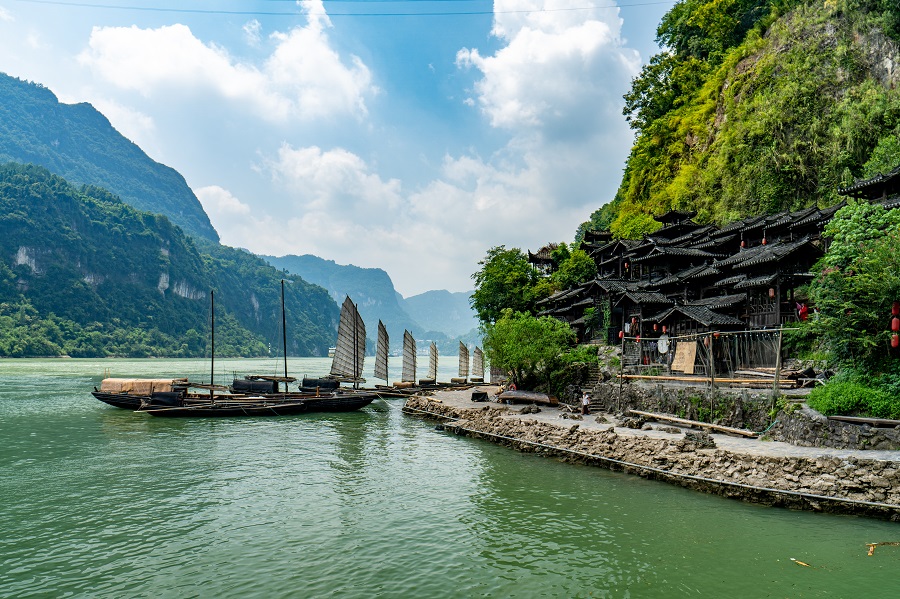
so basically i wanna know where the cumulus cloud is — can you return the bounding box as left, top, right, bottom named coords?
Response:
left=265, top=143, right=403, bottom=222
left=77, top=1, right=375, bottom=122
left=457, top=0, right=640, bottom=138
left=0, top=7, right=13, bottom=22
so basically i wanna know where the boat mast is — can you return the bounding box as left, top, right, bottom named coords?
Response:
left=281, top=279, right=288, bottom=385
left=353, top=299, right=359, bottom=390
left=210, top=289, right=215, bottom=396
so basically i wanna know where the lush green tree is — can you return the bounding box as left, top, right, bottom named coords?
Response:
left=483, top=309, right=576, bottom=389
left=471, top=246, right=542, bottom=324
left=551, top=249, right=598, bottom=290
left=809, top=201, right=900, bottom=369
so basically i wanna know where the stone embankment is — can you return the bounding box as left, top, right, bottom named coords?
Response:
left=404, top=391, right=900, bottom=520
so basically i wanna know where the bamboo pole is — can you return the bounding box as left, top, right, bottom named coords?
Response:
left=772, top=328, right=783, bottom=405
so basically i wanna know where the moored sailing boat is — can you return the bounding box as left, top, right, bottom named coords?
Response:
left=399, top=330, right=416, bottom=385
left=95, top=288, right=375, bottom=415
left=453, top=341, right=469, bottom=384
left=328, top=296, right=367, bottom=387
left=374, top=320, right=389, bottom=383
left=471, top=347, right=485, bottom=383
left=419, top=341, right=438, bottom=385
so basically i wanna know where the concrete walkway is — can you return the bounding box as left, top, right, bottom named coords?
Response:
left=428, top=385, right=900, bottom=464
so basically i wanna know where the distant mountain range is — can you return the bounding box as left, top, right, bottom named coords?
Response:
left=402, top=289, right=477, bottom=338
left=0, top=71, right=480, bottom=357
left=263, top=254, right=479, bottom=351
left=0, top=73, right=218, bottom=241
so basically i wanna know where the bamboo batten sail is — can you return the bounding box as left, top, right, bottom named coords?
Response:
left=374, top=320, right=389, bottom=382
left=458, top=341, right=469, bottom=380
left=401, top=330, right=416, bottom=383
left=331, top=296, right=366, bottom=381
left=427, top=342, right=438, bottom=381
left=472, top=347, right=484, bottom=380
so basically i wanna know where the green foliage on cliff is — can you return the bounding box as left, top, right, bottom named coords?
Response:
left=592, top=0, right=900, bottom=237
left=0, top=163, right=337, bottom=357
left=0, top=73, right=218, bottom=241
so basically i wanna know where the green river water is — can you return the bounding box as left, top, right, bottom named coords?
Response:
left=1, top=358, right=898, bottom=598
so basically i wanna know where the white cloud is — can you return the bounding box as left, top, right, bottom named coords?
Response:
left=266, top=144, right=403, bottom=220
left=457, top=1, right=639, bottom=137
left=0, top=7, right=13, bottom=22
left=77, top=2, right=375, bottom=122
left=243, top=19, right=262, bottom=46
left=88, top=98, right=156, bottom=145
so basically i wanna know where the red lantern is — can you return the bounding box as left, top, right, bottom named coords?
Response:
left=892, top=317, right=899, bottom=332
left=624, top=262, right=630, bottom=269
left=653, top=323, right=658, bottom=331
left=892, top=334, right=899, bottom=349
left=714, top=331, right=720, bottom=339
left=762, top=237, right=767, bottom=245
left=768, top=288, right=775, bottom=299
left=740, top=240, right=746, bottom=248
left=662, top=326, right=667, bottom=334
left=893, top=301, right=899, bottom=316
left=618, top=330, right=624, bottom=339
left=635, top=335, right=641, bottom=343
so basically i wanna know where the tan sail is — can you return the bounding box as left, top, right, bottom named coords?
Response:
left=472, top=347, right=484, bottom=382
left=374, top=320, right=389, bottom=382
left=458, top=341, right=469, bottom=380
left=427, top=342, right=438, bottom=381
left=330, top=296, right=366, bottom=382
left=401, top=330, right=416, bottom=383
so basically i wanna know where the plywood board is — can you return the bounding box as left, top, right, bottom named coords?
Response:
left=670, top=341, right=697, bottom=374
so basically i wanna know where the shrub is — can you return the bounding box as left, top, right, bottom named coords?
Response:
left=807, top=381, right=900, bottom=419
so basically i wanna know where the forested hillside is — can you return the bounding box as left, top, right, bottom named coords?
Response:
left=0, top=164, right=337, bottom=357
left=580, top=0, right=900, bottom=238
left=0, top=73, right=218, bottom=241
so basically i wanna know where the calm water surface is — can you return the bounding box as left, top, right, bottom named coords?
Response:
left=1, top=358, right=898, bottom=598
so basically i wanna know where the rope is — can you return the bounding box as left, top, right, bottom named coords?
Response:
left=751, top=419, right=779, bottom=436
left=406, top=405, right=900, bottom=512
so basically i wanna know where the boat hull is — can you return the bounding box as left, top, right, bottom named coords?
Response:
left=140, top=400, right=311, bottom=417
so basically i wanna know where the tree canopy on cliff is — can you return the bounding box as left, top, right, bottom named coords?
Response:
left=586, top=0, right=900, bottom=238
left=0, top=163, right=338, bottom=357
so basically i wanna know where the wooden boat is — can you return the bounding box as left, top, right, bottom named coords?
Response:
left=92, top=378, right=190, bottom=409
left=374, top=320, right=390, bottom=384
left=95, top=287, right=375, bottom=416
left=451, top=341, right=469, bottom=384
left=419, top=341, right=438, bottom=385
left=328, top=296, right=367, bottom=386
left=140, top=398, right=312, bottom=417
left=471, top=347, right=485, bottom=383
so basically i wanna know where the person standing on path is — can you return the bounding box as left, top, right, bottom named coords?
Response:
left=581, top=391, right=591, bottom=415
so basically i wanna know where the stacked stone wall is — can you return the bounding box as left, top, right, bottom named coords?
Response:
left=404, top=396, right=900, bottom=520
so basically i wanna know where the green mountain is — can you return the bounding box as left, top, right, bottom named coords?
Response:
left=0, top=163, right=337, bottom=357
left=0, top=73, right=219, bottom=242
left=262, top=254, right=423, bottom=348
left=584, top=0, right=900, bottom=238
left=402, top=290, right=478, bottom=338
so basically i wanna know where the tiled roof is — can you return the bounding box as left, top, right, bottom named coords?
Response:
left=686, top=293, right=746, bottom=310
left=647, top=305, right=745, bottom=327
left=617, top=291, right=674, bottom=305
left=734, top=274, right=778, bottom=289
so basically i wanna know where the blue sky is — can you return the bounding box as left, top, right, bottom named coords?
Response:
left=0, top=0, right=673, bottom=296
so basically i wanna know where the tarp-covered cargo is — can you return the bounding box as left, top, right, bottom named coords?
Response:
left=99, top=378, right=188, bottom=395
